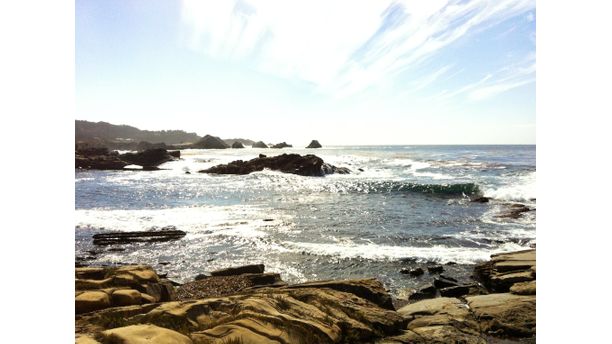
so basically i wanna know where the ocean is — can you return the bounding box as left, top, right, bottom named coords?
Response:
left=75, top=145, right=535, bottom=297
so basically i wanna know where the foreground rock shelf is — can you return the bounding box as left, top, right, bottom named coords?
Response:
left=75, top=249, right=536, bottom=343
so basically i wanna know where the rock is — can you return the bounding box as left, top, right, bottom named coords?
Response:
left=210, top=264, right=265, bottom=276
left=168, top=150, right=180, bottom=158
left=285, top=278, right=394, bottom=310
left=427, top=265, right=444, bottom=274
left=100, top=324, right=193, bottom=344
left=391, top=297, right=485, bottom=344
left=111, top=289, right=143, bottom=306
left=191, top=134, right=230, bottom=149
left=306, top=139, right=322, bottom=148
left=252, top=141, right=268, bottom=148
left=76, top=267, right=107, bottom=280
left=76, top=279, right=405, bottom=344
left=258, top=153, right=267, bottom=158
left=75, top=147, right=128, bottom=170
left=400, top=267, right=424, bottom=276
left=510, top=280, right=536, bottom=295
left=199, top=153, right=350, bottom=177
left=177, top=273, right=285, bottom=300
left=76, top=291, right=111, bottom=314
left=496, top=204, right=533, bottom=219
left=194, top=273, right=208, bottom=281
left=119, top=148, right=177, bottom=167
left=136, top=141, right=167, bottom=151
left=471, top=196, right=491, bottom=203
left=92, top=229, right=186, bottom=245
left=408, top=284, right=437, bottom=301
left=439, top=285, right=471, bottom=297
left=271, top=141, right=292, bottom=148
left=474, top=249, right=535, bottom=292
left=231, top=141, right=245, bottom=148
left=75, top=335, right=100, bottom=344
left=466, top=293, right=536, bottom=337
left=433, top=277, right=458, bottom=289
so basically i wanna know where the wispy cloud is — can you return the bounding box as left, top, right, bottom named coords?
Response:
left=180, top=0, right=535, bottom=96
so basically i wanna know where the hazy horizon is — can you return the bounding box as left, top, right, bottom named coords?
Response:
left=77, top=1, right=535, bottom=145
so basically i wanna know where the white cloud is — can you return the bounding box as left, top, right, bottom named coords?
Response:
left=180, top=0, right=535, bottom=96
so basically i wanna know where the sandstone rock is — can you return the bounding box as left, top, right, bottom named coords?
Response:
left=433, top=277, right=458, bottom=289
left=466, top=293, right=536, bottom=337
left=111, top=289, right=142, bottom=306
left=210, top=264, right=265, bottom=276
left=199, top=153, right=350, bottom=177
left=191, top=135, right=229, bottom=149
left=475, top=249, right=535, bottom=292
left=252, top=141, right=268, bottom=148
left=510, top=280, right=536, bottom=295
left=100, top=324, right=193, bottom=344
left=408, top=284, right=437, bottom=301
left=75, top=335, right=101, bottom=344
left=392, top=297, right=485, bottom=344
left=76, top=267, right=107, bottom=280
left=306, top=140, right=322, bottom=148
left=76, top=291, right=111, bottom=314
left=76, top=278, right=114, bottom=290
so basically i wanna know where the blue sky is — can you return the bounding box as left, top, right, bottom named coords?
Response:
left=76, top=0, right=535, bottom=145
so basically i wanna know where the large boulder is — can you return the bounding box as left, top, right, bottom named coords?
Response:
left=199, top=153, right=350, bottom=177
left=191, top=135, right=230, bottom=149
left=119, top=148, right=176, bottom=167
left=466, top=293, right=536, bottom=337
left=231, top=141, right=245, bottom=149
left=251, top=141, right=268, bottom=148
left=306, top=140, right=322, bottom=148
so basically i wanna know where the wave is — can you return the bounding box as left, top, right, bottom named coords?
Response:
left=339, top=181, right=481, bottom=196
left=483, top=172, right=536, bottom=202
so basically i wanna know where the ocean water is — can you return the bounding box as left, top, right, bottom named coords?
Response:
left=75, top=145, right=535, bottom=296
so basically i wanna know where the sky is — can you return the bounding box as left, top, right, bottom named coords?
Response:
left=76, top=0, right=536, bottom=145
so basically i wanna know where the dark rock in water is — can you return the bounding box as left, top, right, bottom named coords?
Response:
left=231, top=141, right=245, bottom=149
left=445, top=261, right=457, bottom=265
left=168, top=150, right=181, bottom=158
left=428, top=265, right=444, bottom=274
left=496, top=204, right=533, bottom=219
left=191, top=134, right=230, bottom=149
left=439, top=274, right=458, bottom=282
left=439, top=285, right=471, bottom=297
left=252, top=141, right=268, bottom=148
left=434, top=277, right=459, bottom=289
left=75, top=146, right=128, bottom=170
left=306, top=140, right=322, bottom=148
left=120, top=148, right=177, bottom=167
left=400, top=267, right=424, bottom=276
left=199, top=153, right=351, bottom=177
left=92, top=229, right=186, bottom=245
left=408, top=284, right=437, bottom=301
left=271, top=142, right=292, bottom=148
left=471, top=196, right=491, bottom=203
left=358, top=168, right=364, bottom=172
left=194, top=273, right=209, bottom=281
left=184, top=171, right=191, bottom=174
left=259, top=154, right=267, bottom=158
left=210, top=264, right=265, bottom=277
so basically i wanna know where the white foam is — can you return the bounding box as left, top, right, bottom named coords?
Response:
left=484, top=172, right=536, bottom=202
left=283, top=241, right=526, bottom=264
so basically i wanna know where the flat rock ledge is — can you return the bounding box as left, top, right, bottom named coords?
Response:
left=474, top=249, right=536, bottom=292
left=199, top=153, right=350, bottom=177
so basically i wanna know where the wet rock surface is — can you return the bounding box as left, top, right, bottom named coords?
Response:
left=199, top=153, right=351, bottom=177
left=92, top=229, right=187, bottom=245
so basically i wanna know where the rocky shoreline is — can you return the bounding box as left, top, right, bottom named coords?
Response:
left=75, top=249, right=535, bottom=343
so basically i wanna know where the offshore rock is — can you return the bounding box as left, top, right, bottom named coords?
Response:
left=306, top=139, right=322, bottom=148
left=271, top=141, right=292, bottom=148
left=252, top=141, right=268, bottom=148
left=119, top=148, right=177, bottom=168
left=199, top=153, right=350, bottom=177
left=231, top=141, right=245, bottom=148
left=191, top=134, right=229, bottom=149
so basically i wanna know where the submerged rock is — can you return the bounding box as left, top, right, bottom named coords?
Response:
left=306, top=139, right=322, bottom=148
left=199, top=153, right=351, bottom=177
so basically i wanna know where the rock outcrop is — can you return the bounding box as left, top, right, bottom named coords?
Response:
left=75, top=265, right=176, bottom=315
left=306, top=140, right=322, bottom=148
left=191, top=135, right=230, bottom=149
left=252, top=141, right=268, bottom=148
left=271, top=142, right=292, bottom=148
left=76, top=147, right=179, bottom=170
left=92, top=229, right=186, bottom=245
left=231, top=141, right=245, bottom=149
left=474, top=249, right=535, bottom=292
left=199, top=154, right=351, bottom=177
left=76, top=277, right=406, bottom=343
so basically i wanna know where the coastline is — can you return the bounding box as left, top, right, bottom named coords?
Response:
left=75, top=249, right=535, bottom=343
